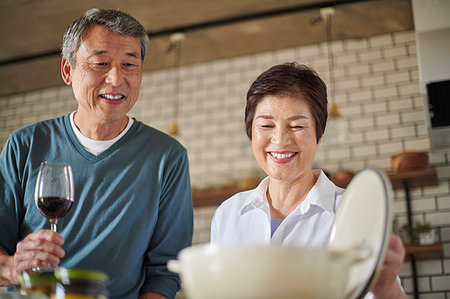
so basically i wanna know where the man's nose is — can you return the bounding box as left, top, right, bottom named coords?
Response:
left=105, top=63, right=124, bottom=86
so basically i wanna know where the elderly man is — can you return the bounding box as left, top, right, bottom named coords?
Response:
left=0, top=8, right=193, bottom=299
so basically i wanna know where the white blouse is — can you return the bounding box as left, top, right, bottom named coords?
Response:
left=211, top=169, right=344, bottom=247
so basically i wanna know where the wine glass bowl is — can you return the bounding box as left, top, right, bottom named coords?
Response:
left=35, top=161, right=74, bottom=233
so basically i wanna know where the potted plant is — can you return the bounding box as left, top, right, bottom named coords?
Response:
left=413, top=221, right=436, bottom=245
left=399, top=222, right=436, bottom=245
left=399, top=223, right=414, bottom=245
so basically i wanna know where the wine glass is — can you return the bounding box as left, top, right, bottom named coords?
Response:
left=34, top=161, right=74, bottom=233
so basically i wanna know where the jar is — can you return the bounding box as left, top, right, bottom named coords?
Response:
left=19, top=271, right=57, bottom=298
left=54, top=268, right=108, bottom=299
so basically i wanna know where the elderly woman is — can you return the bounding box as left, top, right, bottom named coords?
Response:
left=210, top=63, right=406, bottom=298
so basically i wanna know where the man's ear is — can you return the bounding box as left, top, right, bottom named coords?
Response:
left=61, top=57, right=72, bottom=85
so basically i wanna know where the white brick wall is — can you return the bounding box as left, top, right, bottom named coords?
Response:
left=0, top=30, right=449, bottom=296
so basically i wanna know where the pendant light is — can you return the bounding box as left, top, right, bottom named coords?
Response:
left=311, top=7, right=347, bottom=144
left=167, top=32, right=186, bottom=136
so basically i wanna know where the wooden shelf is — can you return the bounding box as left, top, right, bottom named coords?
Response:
left=387, top=168, right=438, bottom=190
left=192, top=185, right=257, bottom=207
left=331, top=176, right=353, bottom=188
left=330, top=168, right=438, bottom=190
left=405, top=242, right=444, bottom=260
left=192, top=168, right=439, bottom=207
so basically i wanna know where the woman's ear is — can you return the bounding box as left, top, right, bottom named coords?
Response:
left=61, top=57, right=72, bottom=85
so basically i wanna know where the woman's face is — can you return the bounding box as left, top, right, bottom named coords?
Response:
left=251, top=95, right=319, bottom=183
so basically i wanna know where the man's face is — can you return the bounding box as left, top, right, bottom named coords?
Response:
left=61, top=25, right=143, bottom=124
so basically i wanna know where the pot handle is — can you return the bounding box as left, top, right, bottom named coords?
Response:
left=330, top=246, right=372, bottom=265
left=167, top=260, right=181, bottom=274
left=346, top=247, right=372, bottom=265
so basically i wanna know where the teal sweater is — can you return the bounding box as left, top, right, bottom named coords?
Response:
left=0, top=114, right=193, bottom=299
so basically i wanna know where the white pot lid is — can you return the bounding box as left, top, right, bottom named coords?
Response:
left=327, top=167, right=392, bottom=298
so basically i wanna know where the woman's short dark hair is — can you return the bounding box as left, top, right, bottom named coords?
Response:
left=245, top=62, right=328, bottom=143
left=62, top=8, right=149, bottom=67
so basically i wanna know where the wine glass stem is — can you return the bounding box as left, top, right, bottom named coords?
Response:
left=51, top=222, right=57, bottom=232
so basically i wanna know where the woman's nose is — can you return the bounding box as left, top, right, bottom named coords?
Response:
left=105, top=64, right=124, bottom=86
left=271, top=127, right=291, bottom=145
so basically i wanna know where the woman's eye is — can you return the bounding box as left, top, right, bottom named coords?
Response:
left=261, top=124, right=273, bottom=128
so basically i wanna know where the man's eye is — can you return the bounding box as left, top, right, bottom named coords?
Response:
left=89, top=62, right=108, bottom=68
left=261, top=125, right=273, bottom=128
left=291, top=126, right=304, bottom=129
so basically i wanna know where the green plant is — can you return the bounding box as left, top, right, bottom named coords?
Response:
left=399, top=222, right=434, bottom=245
left=414, top=221, right=432, bottom=234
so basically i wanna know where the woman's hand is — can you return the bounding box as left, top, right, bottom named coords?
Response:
left=372, top=234, right=407, bottom=299
left=13, top=230, right=65, bottom=280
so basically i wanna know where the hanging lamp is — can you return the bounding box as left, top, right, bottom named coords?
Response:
left=311, top=7, right=347, bottom=144
left=167, top=32, right=186, bottom=136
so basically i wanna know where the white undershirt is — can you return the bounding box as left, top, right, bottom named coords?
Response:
left=69, top=111, right=134, bottom=156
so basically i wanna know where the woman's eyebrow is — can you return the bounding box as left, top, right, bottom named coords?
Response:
left=255, top=115, right=273, bottom=120
left=287, top=115, right=309, bottom=121
left=255, top=114, right=309, bottom=120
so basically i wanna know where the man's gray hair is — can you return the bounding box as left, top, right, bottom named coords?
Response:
left=62, top=8, right=149, bottom=66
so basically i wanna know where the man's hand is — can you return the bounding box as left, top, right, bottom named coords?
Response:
left=372, top=234, right=407, bottom=299
left=139, top=292, right=168, bottom=299
left=0, top=229, right=65, bottom=286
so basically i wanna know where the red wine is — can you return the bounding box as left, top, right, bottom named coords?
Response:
left=37, top=196, right=73, bottom=221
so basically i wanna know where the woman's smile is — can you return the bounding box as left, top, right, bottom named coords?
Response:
left=268, top=151, right=298, bottom=163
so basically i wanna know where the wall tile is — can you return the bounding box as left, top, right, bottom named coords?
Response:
left=361, top=75, right=384, bottom=87
left=372, top=60, right=396, bottom=73
left=374, top=86, right=398, bottom=99
left=432, top=276, right=450, bottom=291
left=394, top=31, right=416, bottom=43
left=369, top=34, right=394, bottom=47
left=359, top=50, right=382, bottom=62
left=396, top=57, right=419, bottom=69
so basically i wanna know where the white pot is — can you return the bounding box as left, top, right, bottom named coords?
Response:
left=418, top=229, right=436, bottom=245
left=168, top=244, right=369, bottom=299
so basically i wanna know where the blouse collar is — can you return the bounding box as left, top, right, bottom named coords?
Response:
left=239, top=170, right=339, bottom=217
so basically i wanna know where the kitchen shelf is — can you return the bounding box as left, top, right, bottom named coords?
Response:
left=331, top=177, right=353, bottom=189
left=387, top=168, right=438, bottom=190
left=404, top=242, right=444, bottom=261
left=192, top=185, right=257, bottom=207
left=331, top=168, right=438, bottom=191
left=387, top=167, right=439, bottom=299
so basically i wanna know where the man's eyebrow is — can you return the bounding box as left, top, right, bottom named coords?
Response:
left=87, top=50, right=140, bottom=59
left=88, top=50, right=108, bottom=58
left=126, top=52, right=140, bottom=59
